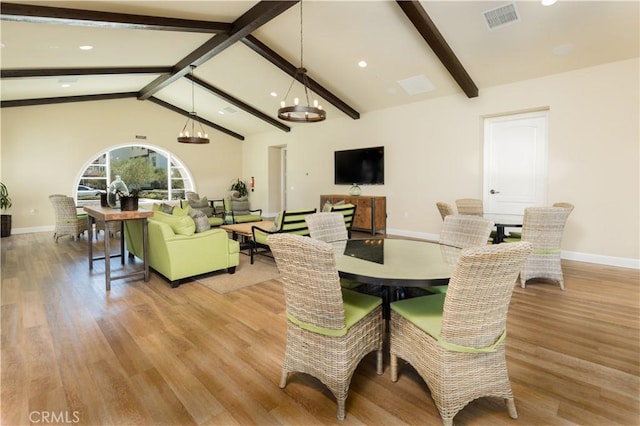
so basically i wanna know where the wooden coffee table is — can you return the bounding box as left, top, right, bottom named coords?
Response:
left=221, top=220, right=274, bottom=255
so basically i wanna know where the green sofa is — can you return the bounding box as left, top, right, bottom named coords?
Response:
left=124, top=210, right=240, bottom=288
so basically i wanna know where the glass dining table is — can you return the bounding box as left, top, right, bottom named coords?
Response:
left=335, top=238, right=461, bottom=321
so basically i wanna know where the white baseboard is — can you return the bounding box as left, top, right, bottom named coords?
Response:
left=386, top=227, right=640, bottom=270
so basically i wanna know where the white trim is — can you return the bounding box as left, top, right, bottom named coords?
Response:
left=386, top=227, right=640, bottom=270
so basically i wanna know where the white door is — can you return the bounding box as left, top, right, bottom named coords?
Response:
left=483, top=111, right=548, bottom=214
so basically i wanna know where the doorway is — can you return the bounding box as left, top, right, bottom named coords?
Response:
left=483, top=110, right=549, bottom=214
left=267, top=145, right=287, bottom=214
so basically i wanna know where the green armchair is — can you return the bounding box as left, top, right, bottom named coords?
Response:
left=223, top=195, right=262, bottom=224
left=124, top=211, right=239, bottom=288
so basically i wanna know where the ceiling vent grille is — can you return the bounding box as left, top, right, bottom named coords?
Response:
left=483, top=3, right=520, bottom=30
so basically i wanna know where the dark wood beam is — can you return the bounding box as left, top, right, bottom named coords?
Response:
left=0, top=2, right=231, bottom=33
left=1, top=67, right=171, bottom=79
left=242, top=35, right=360, bottom=120
left=148, top=97, right=244, bottom=141
left=0, top=92, right=137, bottom=108
left=396, top=1, right=478, bottom=98
left=187, top=74, right=291, bottom=133
left=138, top=1, right=298, bottom=101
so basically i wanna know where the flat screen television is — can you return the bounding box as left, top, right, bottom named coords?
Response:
left=334, top=146, right=385, bottom=185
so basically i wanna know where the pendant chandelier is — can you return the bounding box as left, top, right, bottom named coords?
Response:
left=277, top=1, right=326, bottom=123
left=178, top=65, right=210, bottom=144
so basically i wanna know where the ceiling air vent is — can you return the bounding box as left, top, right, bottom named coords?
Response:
left=483, top=3, right=520, bottom=30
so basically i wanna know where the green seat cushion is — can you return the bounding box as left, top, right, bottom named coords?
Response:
left=208, top=216, right=224, bottom=227
left=286, top=288, right=381, bottom=337
left=391, top=294, right=445, bottom=339
left=340, top=278, right=363, bottom=290
left=391, top=294, right=506, bottom=353
left=234, top=214, right=262, bottom=223
left=427, top=285, right=448, bottom=294
left=341, top=288, right=382, bottom=328
left=152, top=211, right=195, bottom=236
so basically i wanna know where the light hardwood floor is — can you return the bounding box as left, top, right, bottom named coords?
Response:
left=1, top=231, right=638, bottom=425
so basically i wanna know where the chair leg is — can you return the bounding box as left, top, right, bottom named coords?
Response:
left=376, top=348, right=383, bottom=375
left=336, top=397, right=346, bottom=421
left=390, top=354, right=398, bottom=382
left=506, top=398, right=518, bottom=419
left=279, top=370, right=288, bottom=389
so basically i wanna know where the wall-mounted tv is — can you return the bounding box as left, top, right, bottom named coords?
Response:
left=334, top=146, right=385, bottom=185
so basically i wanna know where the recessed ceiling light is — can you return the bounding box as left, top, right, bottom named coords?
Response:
left=61, top=84, right=71, bottom=88
left=541, top=0, right=557, bottom=5
left=79, top=45, right=93, bottom=50
left=358, top=60, right=367, bottom=68
left=270, top=91, right=278, bottom=97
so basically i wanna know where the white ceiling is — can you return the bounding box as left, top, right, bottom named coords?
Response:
left=1, top=0, right=638, bottom=139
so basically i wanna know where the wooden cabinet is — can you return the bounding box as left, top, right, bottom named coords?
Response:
left=320, top=195, right=386, bottom=235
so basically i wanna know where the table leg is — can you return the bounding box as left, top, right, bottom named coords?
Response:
left=120, top=221, right=125, bottom=265
left=494, top=226, right=506, bottom=244
left=143, top=218, right=149, bottom=282
left=88, top=216, right=94, bottom=270
left=104, top=223, right=111, bottom=291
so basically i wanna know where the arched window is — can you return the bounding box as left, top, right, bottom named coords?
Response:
left=75, top=144, right=194, bottom=205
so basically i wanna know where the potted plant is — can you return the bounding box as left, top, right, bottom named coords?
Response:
left=229, top=178, right=248, bottom=198
left=111, top=157, right=156, bottom=211
left=0, top=182, right=13, bottom=237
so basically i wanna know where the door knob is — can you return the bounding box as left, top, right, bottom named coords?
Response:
left=490, top=189, right=500, bottom=194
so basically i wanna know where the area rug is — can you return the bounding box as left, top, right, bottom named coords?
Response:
left=193, top=254, right=280, bottom=294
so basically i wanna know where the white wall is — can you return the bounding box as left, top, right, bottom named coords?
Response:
left=242, top=58, right=639, bottom=267
left=0, top=98, right=243, bottom=232
left=2, top=59, right=638, bottom=267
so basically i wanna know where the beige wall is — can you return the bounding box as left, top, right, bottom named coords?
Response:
left=2, top=59, right=638, bottom=267
left=1, top=99, right=243, bottom=230
left=242, top=58, right=639, bottom=267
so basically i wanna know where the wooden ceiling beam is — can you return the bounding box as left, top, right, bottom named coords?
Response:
left=0, top=2, right=230, bottom=33
left=148, top=97, right=244, bottom=141
left=1, top=67, right=171, bottom=79
left=242, top=35, right=360, bottom=120
left=396, top=1, right=478, bottom=98
left=137, top=1, right=298, bottom=100
left=1, top=92, right=137, bottom=108
left=187, top=74, right=291, bottom=133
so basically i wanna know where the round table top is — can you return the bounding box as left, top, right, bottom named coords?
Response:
left=335, top=238, right=460, bottom=287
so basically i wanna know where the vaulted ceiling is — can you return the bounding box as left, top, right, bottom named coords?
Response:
left=1, top=1, right=638, bottom=141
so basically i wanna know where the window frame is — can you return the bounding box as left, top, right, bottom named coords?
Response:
left=75, top=143, right=195, bottom=205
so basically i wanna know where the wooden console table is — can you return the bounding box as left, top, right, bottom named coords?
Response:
left=320, top=194, right=386, bottom=235
left=84, top=205, right=153, bottom=291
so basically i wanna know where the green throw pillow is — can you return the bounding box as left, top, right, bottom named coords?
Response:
left=152, top=211, right=195, bottom=236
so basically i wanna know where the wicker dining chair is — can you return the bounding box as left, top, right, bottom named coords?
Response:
left=306, top=212, right=363, bottom=291
left=439, top=215, right=494, bottom=249
left=267, top=233, right=383, bottom=420
left=390, top=241, right=533, bottom=426
left=455, top=198, right=483, bottom=216
left=49, top=194, right=88, bottom=242
left=306, top=212, right=348, bottom=254
left=552, top=202, right=575, bottom=212
left=519, top=206, right=573, bottom=290
left=418, top=214, right=495, bottom=296
left=436, top=201, right=456, bottom=221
